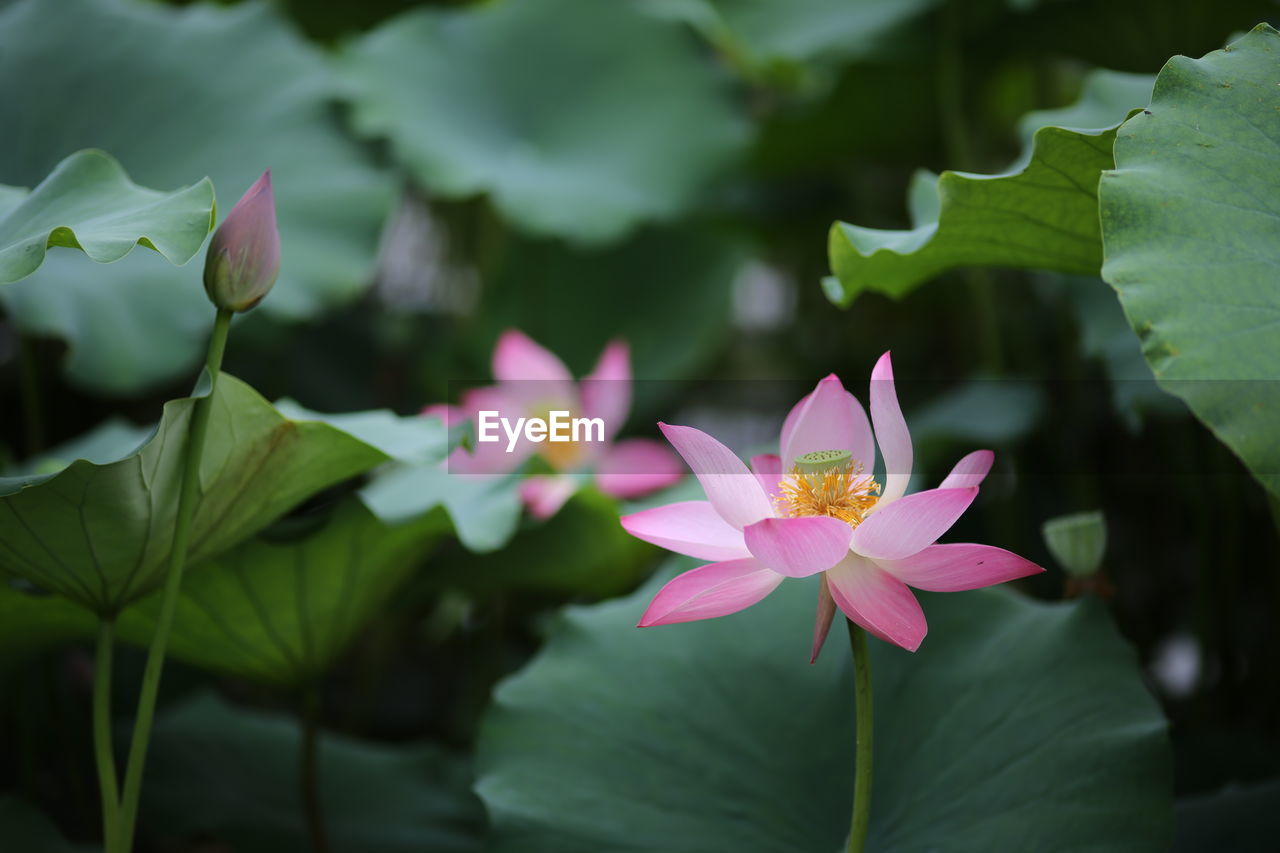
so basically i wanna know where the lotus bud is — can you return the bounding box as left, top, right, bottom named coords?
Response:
left=203, top=170, right=280, bottom=312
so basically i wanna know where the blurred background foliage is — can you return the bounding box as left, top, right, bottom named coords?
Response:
left=2, top=0, right=1280, bottom=849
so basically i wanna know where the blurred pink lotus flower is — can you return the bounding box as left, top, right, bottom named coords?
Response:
left=620, top=351, right=1044, bottom=656
left=425, top=330, right=682, bottom=519
left=203, top=170, right=280, bottom=313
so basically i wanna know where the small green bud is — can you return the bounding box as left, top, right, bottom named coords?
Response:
left=1042, top=510, right=1107, bottom=577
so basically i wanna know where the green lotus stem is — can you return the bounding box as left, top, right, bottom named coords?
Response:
left=115, top=307, right=233, bottom=851
left=300, top=686, right=332, bottom=853
left=846, top=620, right=873, bottom=853
left=93, top=617, right=120, bottom=848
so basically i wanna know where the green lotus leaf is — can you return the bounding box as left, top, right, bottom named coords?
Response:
left=1100, top=25, right=1280, bottom=498
left=0, top=0, right=393, bottom=394
left=826, top=69, right=1154, bottom=306
left=477, top=568, right=1172, bottom=851
left=0, top=149, right=214, bottom=284
left=0, top=373, right=393, bottom=614
left=645, top=0, right=937, bottom=79
left=115, top=498, right=449, bottom=686
left=338, top=0, right=748, bottom=244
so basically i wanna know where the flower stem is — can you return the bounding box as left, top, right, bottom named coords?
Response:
left=300, top=686, right=332, bottom=853
left=846, top=620, right=874, bottom=853
left=93, top=618, right=120, bottom=849
left=115, top=307, right=233, bottom=850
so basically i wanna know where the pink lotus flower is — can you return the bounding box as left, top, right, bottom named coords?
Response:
left=426, top=330, right=682, bottom=519
left=203, top=170, right=280, bottom=313
left=620, top=351, right=1044, bottom=656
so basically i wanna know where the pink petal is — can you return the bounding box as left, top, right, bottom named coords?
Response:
left=620, top=500, right=750, bottom=561
left=751, top=453, right=783, bottom=502
left=852, top=487, right=978, bottom=561
left=877, top=543, right=1045, bottom=592
left=491, top=331, right=578, bottom=412
left=519, top=475, right=579, bottom=519
left=638, top=558, right=783, bottom=627
left=826, top=553, right=927, bottom=651
left=743, top=516, right=853, bottom=578
left=659, top=423, right=774, bottom=530
left=939, top=449, right=994, bottom=490
left=870, top=351, right=913, bottom=505
left=781, top=375, right=875, bottom=471
left=581, top=339, right=631, bottom=441
left=492, top=329, right=574, bottom=383
left=811, top=576, right=838, bottom=664
left=595, top=438, right=683, bottom=499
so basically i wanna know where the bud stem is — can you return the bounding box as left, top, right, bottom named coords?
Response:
left=113, top=307, right=233, bottom=852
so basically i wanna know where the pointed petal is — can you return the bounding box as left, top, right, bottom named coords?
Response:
left=620, top=500, right=750, bottom=562
left=637, top=558, right=783, bottom=626
left=581, top=339, right=630, bottom=440
left=751, top=453, right=783, bottom=502
left=659, top=423, right=774, bottom=529
left=810, top=576, right=838, bottom=664
left=493, top=329, right=573, bottom=382
left=853, top=487, right=978, bottom=561
left=781, top=375, right=875, bottom=471
left=595, top=438, right=684, bottom=499
left=519, top=475, right=580, bottom=519
left=939, top=449, right=994, bottom=490
left=877, top=543, right=1045, bottom=591
left=743, top=516, right=853, bottom=578
left=826, top=553, right=927, bottom=651
left=870, top=351, right=913, bottom=505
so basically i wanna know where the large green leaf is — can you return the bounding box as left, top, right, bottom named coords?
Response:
left=645, top=0, right=937, bottom=80
left=477, top=569, right=1172, bottom=851
left=0, top=373, right=391, bottom=614
left=1100, top=25, right=1280, bottom=497
left=338, top=0, right=748, bottom=244
left=0, top=0, right=392, bottom=394
left=142, top=692, right=484, bottom=853
left=116, top=498, right=449, bottom=686
left=826, top=69, right=1153, bottom=305
left=0, top=149, right=214, bottom=284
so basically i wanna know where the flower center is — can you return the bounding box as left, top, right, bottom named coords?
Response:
left=777, top=449, right=880, bottom=528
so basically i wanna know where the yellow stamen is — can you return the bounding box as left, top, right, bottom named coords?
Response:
left=777, top=460, right=880, bottom=527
